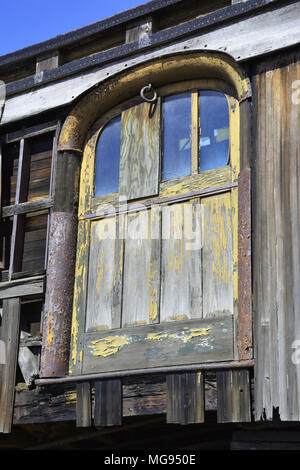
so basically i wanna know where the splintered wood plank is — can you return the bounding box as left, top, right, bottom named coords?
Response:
left=160, top=200, right=202, bottom=322
left=122, top=207, right=161, bottom=327
left=83, top=316, right=234, bottom=374
left=0, top=275, right=45, bottom=299
left=76, top=382, right=91, bottom=428
left=216, top=369, right=251, bottom=423
left=202, top=193, right=234, bottom=318
left=119, top=100, right=160, bottom=201
left=167, top=371, right=204, bottom=424
left=94, top=379, right=122, bottom=427
left=0, top=298, right=21, bottom=433
left=86, top=217, right=123, bottom=331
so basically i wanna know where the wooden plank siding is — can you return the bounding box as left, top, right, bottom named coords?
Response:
left=253, top=58, right=300, bottom=421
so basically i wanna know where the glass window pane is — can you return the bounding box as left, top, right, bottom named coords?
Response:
left=162, top=93, right=191, bottom=181
left=199, top=91, right=229, bottom=172
left=94, top=116, right=121, bottom=196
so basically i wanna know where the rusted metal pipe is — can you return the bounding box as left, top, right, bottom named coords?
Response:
left=35, top=359, right=255, bottom=385
left=40, top=150, right=81, bottom=377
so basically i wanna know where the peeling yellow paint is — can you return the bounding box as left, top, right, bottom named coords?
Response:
left=91, top=335, right=129, bottom=357
left=65, top=392, right=77, bottom=405
left=146, top=332, right=169, bottom=341
left=46, top=312, right=53, bottom=345
left=170, top=314, right=188, bottom=321
left=185, top=327, right=211, bottom=339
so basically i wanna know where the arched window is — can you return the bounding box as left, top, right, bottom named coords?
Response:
left=68, top=56, right=251, bottom=378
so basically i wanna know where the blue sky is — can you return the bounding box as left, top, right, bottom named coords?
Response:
left=0, top=0, right=146, bottom=56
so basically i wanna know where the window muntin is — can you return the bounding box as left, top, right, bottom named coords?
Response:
left=94, top=116, right=121, bottom=197
left=93, top=87, right=231, bottom=198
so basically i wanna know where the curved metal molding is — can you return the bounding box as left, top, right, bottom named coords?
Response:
left=58, top=50, right=252, bottom=154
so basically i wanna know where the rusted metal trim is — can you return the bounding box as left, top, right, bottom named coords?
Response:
left=35, top=359, right=255, bottom=386
left=237, top=168, right=253, bottom=360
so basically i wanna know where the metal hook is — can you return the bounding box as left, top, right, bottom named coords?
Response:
left=140, top=83, right=157, bottom=103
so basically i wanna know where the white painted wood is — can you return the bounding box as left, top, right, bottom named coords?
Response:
left=1, top=2, right=300, bottom=125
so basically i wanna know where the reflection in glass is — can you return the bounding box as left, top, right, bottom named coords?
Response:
left=94, top=116, right=121, bottom=196
left=199, top=91, right=229, bottom=172
left=162, top=93, right=191, bottom=181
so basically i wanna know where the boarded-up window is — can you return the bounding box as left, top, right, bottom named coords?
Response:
left=71, top=82, right=240, bottom=375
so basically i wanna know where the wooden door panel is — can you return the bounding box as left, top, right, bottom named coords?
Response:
left=83, top=315, right=234, bottom=374
left=86, top=217, right=123, bottom=331
left=122, top=209, right=161, bottom=327
left=160, top=199, right=202, bottom=322
left=202, top=192, right=234, bottom=318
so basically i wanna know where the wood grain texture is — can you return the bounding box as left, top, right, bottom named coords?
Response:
left=216, top=369, right=251, bottom=423
left=202, top=192, right=233, bottom=318
left=160, top=200, right=202, bottom=322
left=119, top=100, right=160, bottom=201
left=83, top=316, right=234, bottom=374
left=94, top=379, right=122, bottom=426
left=253, top=58, right=300, bottom=421
left=0, top=298, right=21, bottom=433
left=86, top=217, right=123, bottom=331
left=167, top=371, right=204, bottom=424
left=76, top=382, right=91, bottom=427
left=0, top=275, right=45, bottom=299
left=122, top=208, right=161, bottom=326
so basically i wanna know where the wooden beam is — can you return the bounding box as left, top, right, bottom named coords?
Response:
left=36, top=51, right=60, bottom=74
left=167, top=371, right=205, bottom=424
left=125, top=17, right=152, bottom=45
left=2, top=197, right=53, bottom=217
left=0, top=298, right=21, bottom=433
left=5, top=121, right=57, bottom=144
left=0, top=275, right=45, bottom=299
left=94, top=379, right=122, bottom=427
left=216, top=369, right=251, bottom=423
left=76, top=382, right=92, bottom=427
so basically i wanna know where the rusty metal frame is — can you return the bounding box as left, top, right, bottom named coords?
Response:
left=237, top=168, right=253, bottom=360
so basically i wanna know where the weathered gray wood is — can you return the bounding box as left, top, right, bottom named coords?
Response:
left=9, top=139, right=31, bottom=278
left=119, top=99, right=160, bottom=201
left=160, top=200, right=202, bottom=322
left=122, top=208, right=160, bottom=327
left=83, top=316, right=234, bottom=374
left=253, top=59, right=300, bottom=421
left=36, top=51, right=59, bottom=74
left=94, top=379, right=122, bottom=427
left=86, top=217, right=123, bottom=331
left=0, top=275, right=45, bottom=299
left=2, top=197, right=53, bottom=217
left=76, top=382, right=91, bottom=427
left=0, top=142, right=2, bottom=212
left=2, top=2, right=300, bottom=125
left=202, top=193, right=233, bottom=318
left=18, top=332, right=39, bottom=386
left=216, top=369, right=251, bottom=423
left=125, top=18, right=152, bottom=45
left=5, top=121, right=57, bottom=144
left=0, top=298, right=21, bottom=433
left=167, top=371, right=204, bottom=424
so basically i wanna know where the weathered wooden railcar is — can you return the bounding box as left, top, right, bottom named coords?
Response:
left=1, top=0, right=300, bottom=449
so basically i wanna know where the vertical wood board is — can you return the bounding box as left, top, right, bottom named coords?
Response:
left=119, top=100, right=160, bottom=201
